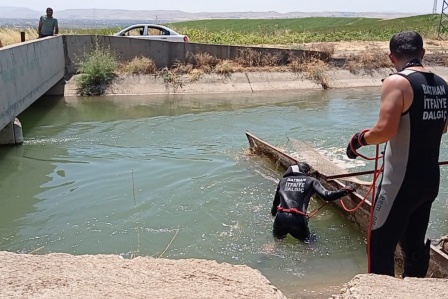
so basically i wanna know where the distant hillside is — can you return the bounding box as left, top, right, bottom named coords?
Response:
left=0, top=6, right=419, bottom=22
left=0, top=6, right=41, bottom=19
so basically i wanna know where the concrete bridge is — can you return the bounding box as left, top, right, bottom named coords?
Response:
left=0, top=35, right=328, bottom=145
left=0, top=37, right=65, bottom=144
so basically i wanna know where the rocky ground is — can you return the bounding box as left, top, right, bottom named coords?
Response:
left=0, top=251, right=286, bottom=299
left=334, top=274, right=448, bottom=299
left=1, top=250, right=448, bottom=299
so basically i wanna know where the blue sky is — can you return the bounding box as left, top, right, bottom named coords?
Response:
left=0, top=0, right=436, bottom=14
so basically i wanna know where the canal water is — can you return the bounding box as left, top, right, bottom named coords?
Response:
left=1, top=89, right=448, bottom=298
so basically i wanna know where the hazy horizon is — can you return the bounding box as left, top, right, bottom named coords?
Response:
left=0, top=0, right=435, bottom=14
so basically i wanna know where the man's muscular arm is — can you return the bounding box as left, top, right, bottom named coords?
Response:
left=363, top=75, right=412, bottom=145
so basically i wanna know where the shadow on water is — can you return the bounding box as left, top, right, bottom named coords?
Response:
left=0, top=96, right=66, bottom=230
left=18, top=96, right=67, bottom=133
left=56, top=88, right=380, bottom=121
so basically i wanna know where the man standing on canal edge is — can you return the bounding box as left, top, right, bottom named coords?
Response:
left=346, top=31, right=448, bottom=277
left=38, top=7, right=59, bottom=38
left=271, top=162, right=355, bottom=243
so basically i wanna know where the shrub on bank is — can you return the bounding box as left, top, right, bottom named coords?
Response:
left=120, top=56, right=157, bottom=75
left=76, top=43, right=118, bottom=96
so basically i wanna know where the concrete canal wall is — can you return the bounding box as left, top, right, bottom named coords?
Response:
left=62, top=35, right=328, bottom=73
left=0, top=35, right=327, bottom=143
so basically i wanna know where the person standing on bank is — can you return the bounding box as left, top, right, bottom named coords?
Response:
left=271, top=162, right=355, bottom=243
left=346, top=31, right=448, bottom=277
left=38, top=7, right=59, bottom=38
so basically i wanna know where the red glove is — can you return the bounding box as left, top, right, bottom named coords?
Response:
left=346, top=131, right=368, bottom=159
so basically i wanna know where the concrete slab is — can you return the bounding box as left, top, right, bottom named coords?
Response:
left=65, top=70, right=388, bottom=96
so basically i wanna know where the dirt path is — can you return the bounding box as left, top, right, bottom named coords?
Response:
left=304, top=40, right=448, bottom=57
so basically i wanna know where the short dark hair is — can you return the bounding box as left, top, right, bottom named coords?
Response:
left=46, top=7, right=53, bottom=12
left=389, top=31, right=423, bottom=59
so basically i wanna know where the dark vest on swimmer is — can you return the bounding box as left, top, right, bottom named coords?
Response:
left=392, top=69, right=448, bottom=170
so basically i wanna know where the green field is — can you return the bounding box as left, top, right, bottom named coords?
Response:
left=166, top=15, right=440, bottom=45
left=0, top=15, right=440, bottom=48
left=170, top=17, right=381, bottom=32
left=3, top=14, right=439, bottom=47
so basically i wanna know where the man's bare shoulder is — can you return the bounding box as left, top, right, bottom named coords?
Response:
left=381, top=73, right=414, bottom=112
left=383, top=73, right=410, bottom=85
left=382, top=73, right=412, bottom=91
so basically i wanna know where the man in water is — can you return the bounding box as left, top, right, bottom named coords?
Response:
left=271, top=162, right=355, bottom=242
left=346, top=31, right=448, bottom=277
left=38, top=7, right=59, bottom=38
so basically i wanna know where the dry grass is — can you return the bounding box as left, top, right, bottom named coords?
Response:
left=120, top=56, right=157, bottom=75
left=344, top=45, right=392, bottom=75
left=188, top=69, right=205, bottom=81
left=235, top=48, right=288, bottom=67
left=0, top=27, right=39, bottom=46
left=160, top=67, right=184, bottom=91
left=309, top=43, right=336, bottom=57
left=146, top=50, right=334, bottom=89
left=289, top=55, right=331, bottom=89
left=289, top=55, right=329, bottom=88
left=215, top=60, right=238, bottom=75
left=302, top=59, right=331, bottom=89
left=288, top=55, right=307, bottom=73
left=165, top=50, right=332, bottom=89
left=172, top=60, right=194, bottom=74
left=186, top=52, right=219, bottom=73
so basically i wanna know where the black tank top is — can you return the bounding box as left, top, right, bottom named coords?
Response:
left=384, top=69, right=448, bottom=182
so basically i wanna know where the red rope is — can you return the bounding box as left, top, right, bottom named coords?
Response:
left=276, top=206, right=307, bottom=216
left=277, top=203, right=328, bottom=219
left=339, top=162, right=383, bottom=213
left=345, top=130, right=383, bottom=273
left=278, top=130, right=383, bottom=272
left=279, top=131, right=384, bottom=221
left=307, top=202, right=328, bottom=219
left=367, top=145, right=381, bottom=273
